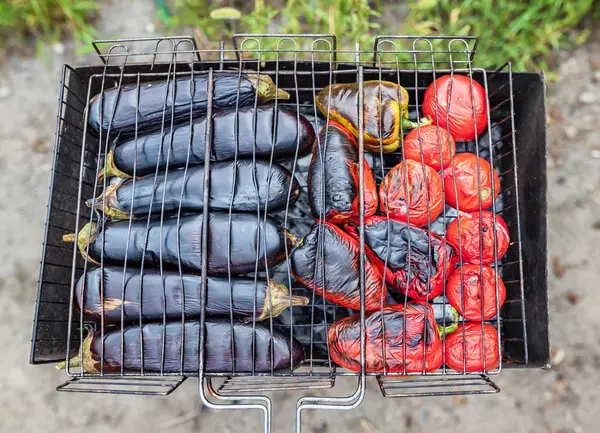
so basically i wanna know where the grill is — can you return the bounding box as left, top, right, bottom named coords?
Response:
left=30, top=34, right=549, bottom=432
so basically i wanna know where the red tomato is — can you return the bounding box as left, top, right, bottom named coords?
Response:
left=446, top=264, right=506, bottom=321
left=445, top=323, right=500, bottom=372
left=402, top=125, right=456, bottom=171
left=446, top=211, right=509, bottom=264
left=422, top=75, right=488, bottom=142
left=444, top=153, right=500, bottom=211
left=379, top=159, right=444, bottom=227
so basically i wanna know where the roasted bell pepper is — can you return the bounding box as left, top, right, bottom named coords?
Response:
left=308, top=121, right=378, bottom=223
left=444, top=322, right=500, bottom=372
left=328, top=302, right=446, bottom=373
left=291, top=222, right=385, bottom=311
left=345, top=216, right=457, bottom=301
left=316, top=81, right=430, bottom=153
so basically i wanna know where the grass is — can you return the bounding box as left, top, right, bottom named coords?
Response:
left=0, top=0, right=98, bottom=54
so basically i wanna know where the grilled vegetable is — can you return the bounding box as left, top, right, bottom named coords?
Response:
left=345, top=216, right=457, bottom=301
left=446, top=211, right=509, bottom=264
left=62, top=213, right=290, bottom=274
left=422, top=75, right=488, bottom=142
left=100, top=105, right=315, bottom=179
left=402, top=125, right=456, bottom=171
left=75, top=267, right=308, bottom=322
left=291, top=222, right=385, bottom=311
left=379, top=159, right=444, bottom=227
left=57, top=319, right=304, bottom=374
left=90, top=160, right=301, bottom=219
left=443, top=153, right=500, bottom=212
left=316, top=81, right=430, bottom=153
left=446, top=264, right=506, bottom=321
left=308, top=121, right=378, bottom=223
left=444, top=322, right=500, bottom=372
left=88, top=72, right=289, bottom=137
left=328, top=302, right=445, bottom=373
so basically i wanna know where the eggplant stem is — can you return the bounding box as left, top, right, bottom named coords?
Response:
left=55, top=333, right=98, bottom=374
left=98, top=149, right=131, bottom=180
left=247, top=72, right=290, bottom=102
left=257, top=280, right=309, bottom=321
left=64, top=223, right=99, bottom=264
left=90, top=181, right=132, bottom=220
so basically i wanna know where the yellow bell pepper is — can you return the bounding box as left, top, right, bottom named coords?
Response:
left=316, top=80, right=431, bottom=153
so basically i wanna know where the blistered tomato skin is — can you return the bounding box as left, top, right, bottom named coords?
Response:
left=379, top=159, right=444, bottom=227
left=402, top=125, right=456, bottom=171
left=446, top=211, right=509, bottom=264
left=422, top=75, right=488, bottom=142
left=444, top=323, right=500, bottom=372
left=443, top=153, right=500, bottom=212
left=328, top=302, right=443, bottom=373
left=446, top=264, right=506, bottom=321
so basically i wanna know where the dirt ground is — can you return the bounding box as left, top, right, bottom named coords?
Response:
left=1, top=2, right=600, bottom=432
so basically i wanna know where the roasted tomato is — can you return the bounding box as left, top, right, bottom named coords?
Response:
left=402, top=125, right=456, bottom=171
left=422, top=75, right=488, bottom=142
left=308, top=121, right=378, bottom=223
left=444, top=322, right=500, bottom=372
left=446, top=264, right=506, bottom=321
left=345, top=216, right=457, bottom=301
left=379, top=159, right=444, bottom=227
left=443, top=153, right=500, bottom=211
left=328, top=302, right=443, bottom=373
left=446, top=211, right=510, bottom=264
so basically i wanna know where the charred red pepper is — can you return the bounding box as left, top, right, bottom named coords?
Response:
left=315, top=81, right=430, bottom=153
left=444, top=322, right=500, bottom=372
left=443, top=153, right=500, bottom=211
left=345, top=216, right=457, bottom=301
left=402, top=124, right=456, bottom=171
left=379, top=159, right=444, bottom=227
left=422, top=75, right=488, bottom=142
left=446, top=264, right=506, bottom=321
left=308, top=121, right=378, bottom=224
left=328, top=302, right=443, bottom=373
left=291, top=222, right=385, bottom=311
left=446, top=211, right=510, bottom=265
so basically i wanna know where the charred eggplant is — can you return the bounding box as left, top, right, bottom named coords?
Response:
left=101, top=105, right=315, bottom=179
left=57, top=319, right=304, bottom=374
left=89, top=72, right=289, bottom=137
left=90, top=160, right=301, bottom=219
left=75, top=267, right=308, bottom=322
left=308, top=121, right=378, bottom=223
left=291, top=222, right=385, bottom=311
left=63, top=213, right=290, bottom=274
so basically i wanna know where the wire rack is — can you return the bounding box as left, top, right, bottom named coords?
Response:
left=29, top=34, right=543, bottom=433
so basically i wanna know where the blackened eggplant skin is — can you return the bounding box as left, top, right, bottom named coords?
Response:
left=291, top=222, right=385, bottom=311
left=88, top=72, right=289, bottom=137
left=64, top=214, right=289, bottom=275
left=91, top=160, right=301, bottom=219
left=102, top=105, right=314, bottom=179
left=75, top=267, right=308, bottom=322
left=308, top=121, right=378, bottom=224
left=59, top=319, right=304, bottom=374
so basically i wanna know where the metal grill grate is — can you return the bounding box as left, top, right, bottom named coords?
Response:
left=30, top=34, right=548, bottom=433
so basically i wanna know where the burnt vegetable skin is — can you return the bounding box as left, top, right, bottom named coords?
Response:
left=316, top=81, right=430, bottom=153
left=63, top=214, right=290, bottom=274
left=291, top=222, right=385, bottom=311
left=57, top=319, right=304, bottom=374
left=345, top=216, right=457, bottom=301
left=101, top=106, right=315, bottom=179
left=90, top=160, right=301, bottom=219
left=75, top=267, right=308, bottom=322
left=308, top=121, right=378, bottom=223
left=88, top=72, right=289, bottom=137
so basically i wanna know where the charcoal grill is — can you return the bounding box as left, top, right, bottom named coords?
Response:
left=30, top=34, right=549, bottom=432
